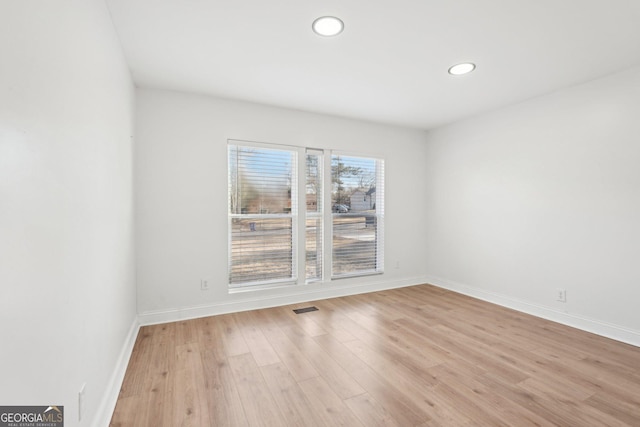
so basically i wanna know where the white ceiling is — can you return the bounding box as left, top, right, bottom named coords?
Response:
left=106, top=0, right=640, bottom=130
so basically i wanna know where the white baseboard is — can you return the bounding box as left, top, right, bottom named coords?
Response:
left=425, top=274, right=640, bottom=348
left=92, top=317, right=140, bottom=427
left=138, top=275, right=428, bottom=326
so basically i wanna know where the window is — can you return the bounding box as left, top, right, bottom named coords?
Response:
left=228, top=141, right=384, bottom=288
left=305, top=150, right=323, bottom=282
left=228, top=143, right=297, bottom=286
left=331, top=154, right=384, bottom=277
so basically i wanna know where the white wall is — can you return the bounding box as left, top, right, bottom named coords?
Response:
left=424, top=66, right=640, bottom=345
left=0, top=1, right=136, bottom=426
left=135, top=88, right=429, bottom=322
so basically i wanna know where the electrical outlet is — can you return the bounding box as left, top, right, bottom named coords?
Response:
left=556, top=288, right=567, bottom=303
left=395, top=261, right=400, bottom=269
left=78, top=383, right=86, bottom=421
left=201, top=279, right=210, bottom=291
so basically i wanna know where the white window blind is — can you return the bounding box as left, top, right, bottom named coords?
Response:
left=228, top=143, right=297, bottom=286
left=331, top=154, right=384, bottom=277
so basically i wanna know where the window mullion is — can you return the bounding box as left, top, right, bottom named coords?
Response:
left=305, top=149, right=324, bottom=283
left=296, top=148, right=307, bottom=285
left=323, top=150, right=333, bottom=280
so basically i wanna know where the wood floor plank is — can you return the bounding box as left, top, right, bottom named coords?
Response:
left=128, top=324, right=174, bottom=426
left=423, top=381, right=503, bottom=426
left=194, top=316, right=218, bottom=347
left=215, top=313, right=250, bottom=357
left=175, top=320, right=198, bottom=346
left=233, top=311, right=281, bottom=367
left=313, top=333, right=432, bottom=426
left=430, top=324, right=588, bottom=393
left=293, top=302, right=358, bottom=343
left=297, top=376, right=365, bottom=427
left=399, top=317, right=531, bottom=384
left=343, top=393, right=401, bottom=427
left=172, top=343, right=211, bottom=427
left=478, top=370, right=628, bottom=427
left=342, top=338, right=440, bottom=389
left=199, top=349, right=249, bottom=426
left=349, top=291, right=407, bottom=321
left=279, top=323, right=366, bottom=399
left=252, top=312, right=319, bottom=381
left=228, top=352, right=287, bottom=426
left=584, top=391, right=640, bottom=426
left=324, top=298, right=449, bottom=366
left=427, top=363, right=556, bottom=427
left=517, top=377, right=628, bottom=427
left=109, top=396, right=138, bottom=427
left=117, top=327, right=154, bottom=398
left=280, top=303, right=328, bottom=337
left=111, top=284, right=640, bottom=427
left=259, top=362, right=321, bottom=427
left=138, top=345, right=173, bottom=426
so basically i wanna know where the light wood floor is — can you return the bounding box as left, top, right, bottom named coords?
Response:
left=110, top=284, right=640, bottom=426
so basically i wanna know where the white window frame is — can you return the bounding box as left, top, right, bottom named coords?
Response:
left=227, top=140, right=384, bottom=290
left=228, top=140, right=299, bottom=289
left=327, top=151, right=385, bottom=279
left=305, top=148, right=324, bottom=283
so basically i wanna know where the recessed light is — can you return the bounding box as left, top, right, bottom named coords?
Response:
left=448, top=62, right=476, bottom=75
left=312, top=16, right=344, bottom=37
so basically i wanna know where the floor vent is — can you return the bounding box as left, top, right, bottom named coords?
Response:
left=293, top=306, right=319, bottom=314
